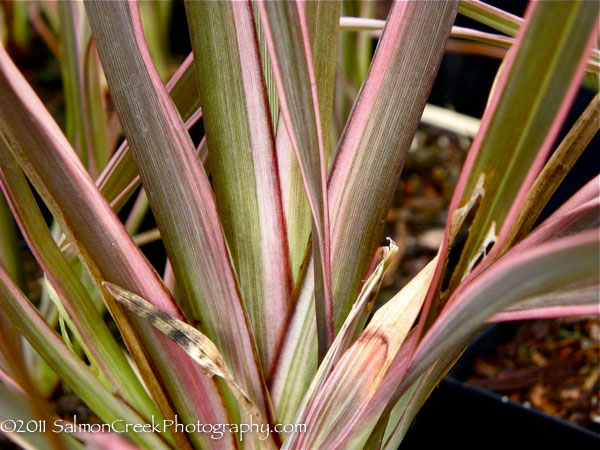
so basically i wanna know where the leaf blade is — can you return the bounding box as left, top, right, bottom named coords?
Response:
left=445, top=0, right=598, bottom=293
left=0, top=266, right=171, bottom=450
left=85, top=0, right=270, bottom=422
left=271, top=0, right=458, bottom=424
left=0, top=151, right=158, bottom=421
left=185, top=0, right=291, bottom=374
left=0, top=40, right=228, bottom=450
left=258, top=0, right=334, bottom=357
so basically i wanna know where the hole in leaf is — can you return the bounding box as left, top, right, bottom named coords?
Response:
left=441, top=194, right=482, bottom=291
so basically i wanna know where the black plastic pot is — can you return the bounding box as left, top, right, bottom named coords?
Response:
left=401, top=325, right=599, bottom=448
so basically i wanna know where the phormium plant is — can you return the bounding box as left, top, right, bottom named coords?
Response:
left=0, top=0, right=598, bottom=448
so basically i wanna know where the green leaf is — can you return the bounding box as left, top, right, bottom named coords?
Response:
left=379, top=363, right=445, bottom=450
left=270, top=0, right=458, bottom=424
left=58, top=0, right=95, bottom=174
left=0, top=151, right=157, bottom=420
left=85, top=0, right=271, bottom=425
left=502, top=93, right=600, bottom=250
left=275, top=0, right=341, bottom=290
left=306, top=0, right=341, bottom=166
left=259, top=0, right=335, bottom=358
left=458, top=0, right=520, bottom=37
left=275, top=116, right=312, bottom=287
left=340, top=16, right=599, bottom=73
left=96, top=53, right=201, bottom=210
left=83, top=39, right=109, bottom=173
left=0, top=40, right=225, bottom=450
left=185, top=0, right=291, bottom=374
left=138, top=0, right=172, bottom=81
left=440, top=0, right=598, bottom=300
left=0, top=266, right=171, bottom=450
left=0, top=192, right=24, bottom=291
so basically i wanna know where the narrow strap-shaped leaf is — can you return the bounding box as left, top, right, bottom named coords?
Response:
left=458, top=0, right=521, bottom=36
left=185, top=0, right=291, bottom=374
left=491, top=182, right=600, bottom=321
left=328, top=0, right=458, bottom=326
left=95, top=53, right=200, bottom=209
left=441, top=0, right=598, bottom=297
left=0, top=151, right=158, bottom=421
left=383, top=175, right=599, bottom=445
left=379, top=361, right=448, bottom=450
left=288, top=257, right=437, bottom=449
left=85, top=0, right=270, bottom=420
left=381, top=194, right=600, bottom=446
left=0, top=266, right=171, bottom=450
left=275, top=115, right=312, bottom=287
left=306, top=0, right=341, bottom=166
left=338, top=229, right=599, bottom=448
left=270, top=256, right=317, bottom=425
left=0, top=193, right=24, bottom=291
left=57, top=0, right=93, bottom=172
left=502, top=93, right=600, bottom=250
left=408, top=230, right=599, bottom=396
left=506, top=180, right=600, bottom=253
left=285, top=242, right=397, bottom=445
left=138, top=0, right=172, bottom=80
left=459, top=0, right=595, bottom=71
left=410, top=1, right=599, bottom=345
left=276, top=0, right=341, bottom=288
left=165, top=53, right=201, bottom=125
left=258, top=0, right=334, bottom=357
left=83, top=39, right=109, bottom=173
left=0, top=42, right=229, bottom=450
left=104, top=282, right=274, bottom=449
left=252, top=0, right=279, bottom=129
left=489, top=286, right=599, bottom=322
left=381, top=177, right=600, bottom=447
left=341, top=17, right=599, bottom=73
left=270, top=0, right=458, bottom=424
left=384, top=179, right=599, bottom=441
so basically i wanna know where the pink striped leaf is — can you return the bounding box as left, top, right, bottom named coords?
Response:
left=0, top=41, right=226, bottom=450
left=84, top=0, right=271, bottom=426
left=433, top=0, right=598, bottom=300
left=406, top=230, right=598, bottom=406
left=0, top=267, right=172, bottom=449
left=270, top=0, right=458, bottom=426
left=490, top=178, right=599, bottom=321
left=184, top=0, right=291, bottom=375
left=327, top=0, right=457, bottom=327
left=0, top=150, right=158, bottom=420
left=96, top=53, right=200, bottom=210
left=285, top=241, right=398, bottom=447
left=334, top=229, right=599, bottom=449
left=501, top=94, right=599, bottom=250
left=379, top=175, right=600, bottom=448
left=275, top=0, right=341, bottom=289
left=258, top=0, right=335, bottom=358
